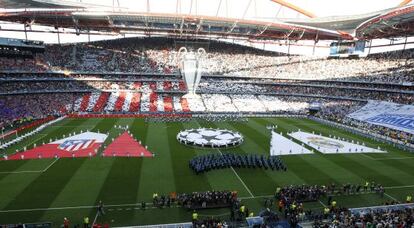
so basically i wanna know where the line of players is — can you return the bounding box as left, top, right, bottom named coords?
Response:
left=189, top=153, right=287, bottom=174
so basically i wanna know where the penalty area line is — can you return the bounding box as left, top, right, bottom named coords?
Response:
left=239, top=194, right=273, bottom=200
left=0, top=202, right=169, bottom=213
left=0, top=158, right=59, bottom=174
left=0, top=170, right=43, bottom=174
left=384, top=184, right=414, bottom=189
left=318, top=200, right=327, bottom=208
left=384, top=193, right=398, bottom=201
left=42, top=158, right=60, bottom=172
left=92, top=210, right=99, bottom=225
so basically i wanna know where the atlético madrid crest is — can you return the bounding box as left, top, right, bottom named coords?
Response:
left=58, top=139, right=96, bottom=152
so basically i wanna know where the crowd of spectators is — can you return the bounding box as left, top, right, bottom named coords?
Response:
left=193, top=217, right=227, bottom=228
left=0, top=87, right=348, bottom=125
left=0, top=37, right=412, bottom=84
left=0, top=93, right=80, bottom=127
left=2, top=72, right=411, bottom=91
left=2, top=89, right=412, bottom=146
left=189, top=153, right=287, bottom=174
left=315, top=101, right=414, bottom=145
left=344, top=118, right=414, bottom=146
left=271, top=182, right=387, bottom=226
left=1, top=89, right=412, bottom=146
left=317, top=206, right=414, bottom=227
left=150, top=183, right=411, bottom=227
left=276, top=185, right=328, bottom=203
left=276, top=182, right=385, bottom=205
left=176, top=191, right=238, bottom=210
left=315, top=100, right=365, bottom=123
left=150, top=192, right=175, bottom=208
left=1, top=37, right=413, bottom=147
left=2, top=74, right=412, bottom=105
left=269, top=182, right=394, bottom=227
left=273, top=85, right=413, bottom=104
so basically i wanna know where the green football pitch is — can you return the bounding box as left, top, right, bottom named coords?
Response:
left=0, top=117, right=413, bottom=226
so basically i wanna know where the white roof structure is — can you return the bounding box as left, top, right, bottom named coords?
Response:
left=0, top=0, right=413, bottom=56
left=0, top=0, right=413, bottom=39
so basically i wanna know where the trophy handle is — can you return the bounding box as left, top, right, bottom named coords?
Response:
left=197, top=48, right=206, bottom=57
left=178, top=47, right=188, bottom=56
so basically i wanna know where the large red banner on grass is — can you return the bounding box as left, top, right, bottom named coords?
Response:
left=103, top=132, right=153, bottom=157
left=4, top=132, right=108, bottom=160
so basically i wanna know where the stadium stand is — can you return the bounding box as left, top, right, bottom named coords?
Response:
left=1, top=76, right=413, bottom=145
left=2, top=40, right=411, bottom=144
left=1, top=38, right=412, bottom=83
left=313, top=203, right=414, bottom=227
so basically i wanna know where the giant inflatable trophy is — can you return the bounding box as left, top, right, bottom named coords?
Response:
left=178, top=47, right=206, bottom=98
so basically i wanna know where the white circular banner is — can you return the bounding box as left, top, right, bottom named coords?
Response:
left=177, top=128, right=243, bottom=148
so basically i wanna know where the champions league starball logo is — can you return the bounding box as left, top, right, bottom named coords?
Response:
left=307, top=137, right=344, bottom=149
left=177, top=128, right=243, bottom=148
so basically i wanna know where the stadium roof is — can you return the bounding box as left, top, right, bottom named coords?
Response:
left=356, top=4, right=414, bottom=39
left=0, top=0, right=413, bottom=41
left=0, top=0, right=108, bottom=9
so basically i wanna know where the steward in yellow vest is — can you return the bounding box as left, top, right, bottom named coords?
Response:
left=407, top=195, right=412, bottom=203
left=192, top=211, right=198, bottom=221
left=83, top=217, right=89, bottom=228
left=331, top=200, right=337, bottom=208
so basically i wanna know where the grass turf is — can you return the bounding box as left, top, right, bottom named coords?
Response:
left=0, top=117, right=413, bottom=226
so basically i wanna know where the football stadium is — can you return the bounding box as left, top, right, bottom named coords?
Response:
left=0, top=0, right=414, bottom=227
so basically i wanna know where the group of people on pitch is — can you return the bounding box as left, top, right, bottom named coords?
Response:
left=151, top=192, right=176, bottom=208
left=178, top=190, right=238, bottom=210
left=189, top=153, right=287, bottom=174
left=62, top=201, right=106, bottom=228
left=275, top=182, right=386, bottom=204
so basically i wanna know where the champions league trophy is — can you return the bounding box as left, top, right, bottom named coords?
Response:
left=178, top=47, right=206, bottom=98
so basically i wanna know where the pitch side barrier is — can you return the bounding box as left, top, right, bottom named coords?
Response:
left=2, top=77, right=412, bottom=92
left=1, top=80, right=412, bottom=95
left=223, top=81, right=413, bottom=94
left=297, top=204, right=414, bottom=227
left=116, top=223, right=192, bottom=228
left=115, top=218, right=296, bottom=228
left=0, top=91, right=368, bottom=105
left=3, top=71, right=411, bottom=87
left=67, top=113, right=305, bottom=119
left=206, top=74, right=414, bottom=87
left=349, top=203, right=414, bottom=214
left=0, top=116, right=66, bottom=151
left=0, top=222, right=52, bottom=228
left=1, top=78, right=183, bottom=83
left=67, top=113, right=193, bottom=118
left=0, top=71, right=178, bottom=77
left=0, top=89, right=174, bottom=95
left=309, top=116, right=414, bottom=152
left=192, top=112, right=306, bottom=118
left=0, top=116, right=57, bottom=139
